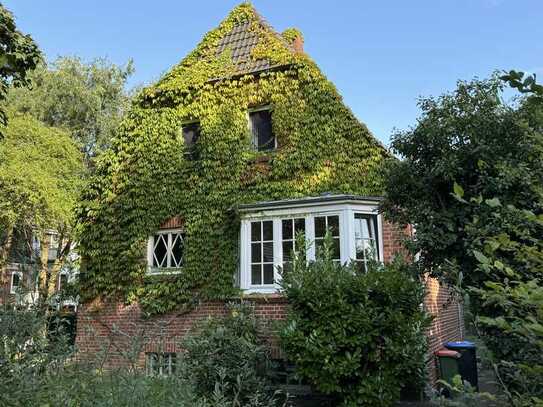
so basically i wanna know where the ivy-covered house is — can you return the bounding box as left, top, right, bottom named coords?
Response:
left=76, top=3, right=464, bottom=380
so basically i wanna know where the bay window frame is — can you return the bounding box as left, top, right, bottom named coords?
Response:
left=239, top=198, right=384, bottom=293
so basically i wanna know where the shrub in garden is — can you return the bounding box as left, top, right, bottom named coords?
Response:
left=279, top=234, right=430, bottom=407
left=0, top=301, right=283, bottom=406
left=181, top=301, right=276, bottom=404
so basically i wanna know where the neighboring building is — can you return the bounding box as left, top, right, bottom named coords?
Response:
left=75, top=3, right=463, bottom=383
left=0, top=228, right=77, bottom=310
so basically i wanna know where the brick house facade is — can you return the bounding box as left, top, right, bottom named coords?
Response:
left=76, top=218, right=463, bottom=381
left=75, top=3, right=464, bottom=384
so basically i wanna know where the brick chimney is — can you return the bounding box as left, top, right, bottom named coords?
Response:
left=282, top=28, right=304, bottom=54
left=293, top=35, right=304, bottom=54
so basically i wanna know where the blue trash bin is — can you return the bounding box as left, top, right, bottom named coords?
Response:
left=444, top=341, right=478, bottom=391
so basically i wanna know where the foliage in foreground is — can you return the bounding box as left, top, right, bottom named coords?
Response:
left=0, top=302, right=284, bottom=407
left=182, top=301, right=278, bottom=404
left=382, top=75, right=543, bottom=406
left=279, top=235, right=430, bottom=407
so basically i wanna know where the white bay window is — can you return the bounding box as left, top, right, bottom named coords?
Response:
left=239, top=195, right=384, bottom=293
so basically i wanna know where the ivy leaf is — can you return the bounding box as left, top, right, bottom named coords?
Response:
left=473, top=250, right=489, bottom=265
left=453, top=182, right=464, bottom=198
left=485, top=198, right=501, bottom=208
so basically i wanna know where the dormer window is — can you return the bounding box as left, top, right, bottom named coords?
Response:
left=249, top=108, right=275, bottom=152
left=182, top=122, right=200, bottom=157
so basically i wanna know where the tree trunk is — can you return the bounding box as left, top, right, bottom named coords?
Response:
left=0, top=225, right=14, bottom=298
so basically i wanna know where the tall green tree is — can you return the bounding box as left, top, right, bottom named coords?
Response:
left=0, top=3, right=41, bottom=134
left=8, top=56, right=134, bottom=161
left=382, top=77, right=543, bottom=405
left=0, top=111, right=84, bottom=304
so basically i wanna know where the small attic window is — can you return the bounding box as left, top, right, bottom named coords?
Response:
left=249, top=108, right=275, bottom=152
left=182, top=122, right=200, bottom=157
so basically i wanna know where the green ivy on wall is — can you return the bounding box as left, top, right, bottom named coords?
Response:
left=77, top=3, right=389, bottom=315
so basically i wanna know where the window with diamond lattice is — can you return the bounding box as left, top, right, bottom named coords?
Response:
left=150, top=230, right=184, bottom=270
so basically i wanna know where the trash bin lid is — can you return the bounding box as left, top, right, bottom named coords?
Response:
left=445, top=340, right=476, bottom=349
left=435, top=349, right=460, bottom=358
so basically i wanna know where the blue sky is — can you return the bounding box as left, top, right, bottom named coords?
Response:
left=4, top=0, right=542, bottom=145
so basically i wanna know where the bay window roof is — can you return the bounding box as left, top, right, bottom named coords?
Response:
left=237, top=194, right=383, bottom=212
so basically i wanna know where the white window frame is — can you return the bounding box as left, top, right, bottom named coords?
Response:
left=353, top=212, right=381, bottom=271
left=147, top=228, right=184, bottom=275
left=58, top=270, right=69, bottom=291
left=247, top=105, right=277, bottom=152
left=10, top=271, right=22, bottom=295
left=239, top=200, right=384, bottom=293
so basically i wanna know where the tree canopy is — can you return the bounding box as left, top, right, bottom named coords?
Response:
left=7, top=56, right=134, bottom=161
left=382, top=76, right=543, bottom=404
left=0, top=4, right=41, bottom=134
left=0, top=110, right=84, bottom=239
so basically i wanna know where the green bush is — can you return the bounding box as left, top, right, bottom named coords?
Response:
left=181, top=301, right=276, bottom=404
left=0, top=302, right=284, bottom=406
left=279, top=234, right=430, bottom=407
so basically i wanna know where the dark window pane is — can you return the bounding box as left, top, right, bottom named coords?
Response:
left=148, top=353, right=159, bottom=375
left=171, top=233, right=184, bottom=267
left=251, top=265, right=262, bottom=285
left=332, top=238, right=341, bottom=260
left=262, top=221, right=273, bottom=241
left=263, top=264, right=274, bottom=284
left=153, top=235, right=168, bottom=267
left=282, top=241, right=294, bottom=263
left=263, top=242, right=274, bottom=262
left=282, top=219, right=293, bottom=240
left=251, top=243, right=261, bottom=263
left=250, top=110, right=274, bottom=151
left=315, top=217, right=326, bottom=238
left=59, top=274, right=68, bottom=289
left=12, top=273, right=20, bottom=287
left=251, top=222, right=261, bottom=242
left=315, top=239, right=324, bottom=256
left=294, top=218, right=305, bottom=233
left=182, top=122, right=200, bottom=148
left=328, top=216, right=340, bottom=236
left=356, top=239, right=366, bottom=260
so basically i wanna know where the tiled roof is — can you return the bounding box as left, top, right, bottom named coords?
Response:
left=215, top=18, right=292, bottom=74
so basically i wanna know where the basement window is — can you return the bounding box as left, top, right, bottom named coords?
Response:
left=249, top=108, right=275, bottom=152
left=146, top=352, right=177, bottom=376
left=147, top=229, right=185, bottom=274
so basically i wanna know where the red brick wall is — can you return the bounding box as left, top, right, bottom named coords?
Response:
left=424, top=277, right=464, bottom=383
left=75, top=220, right=463, bottom=382
left=75, top=296, right=288, bottom=369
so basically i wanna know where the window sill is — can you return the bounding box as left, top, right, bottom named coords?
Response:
left=242, top=286, right=281, bottom=294
left=146, top=267, right=183, bottom=276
